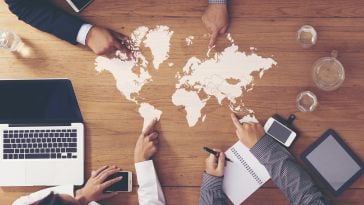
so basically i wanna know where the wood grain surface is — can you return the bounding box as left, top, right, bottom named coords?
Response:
left=0, top=0, right=363, bottom=204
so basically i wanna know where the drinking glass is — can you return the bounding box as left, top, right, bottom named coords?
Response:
left=296, top=91, right=318, bottom=112
left=312, top=50, right=345, bottom=91
left=297, top=25, right=317, bottom=48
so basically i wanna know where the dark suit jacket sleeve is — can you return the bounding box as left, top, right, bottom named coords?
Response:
left=5, top=0, right=86, bottom=44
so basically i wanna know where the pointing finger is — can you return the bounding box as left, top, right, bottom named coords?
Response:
left=209, top=30, right=219, bottom=49
left=142, top=118, right=158, bottom=136
left=231, top=113, right=242, bottom=129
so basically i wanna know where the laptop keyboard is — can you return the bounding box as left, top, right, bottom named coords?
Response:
left=2, top=129, right=78, bottom=160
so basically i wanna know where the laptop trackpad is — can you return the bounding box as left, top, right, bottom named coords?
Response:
left=26, top=162, right=59, bottom=185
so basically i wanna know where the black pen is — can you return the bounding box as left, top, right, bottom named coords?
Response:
left=203, top=147, right=233, bottom=162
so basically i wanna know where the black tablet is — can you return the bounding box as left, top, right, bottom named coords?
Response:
left=301, top=129, right=364, bottom=196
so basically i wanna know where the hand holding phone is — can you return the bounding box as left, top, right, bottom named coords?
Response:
left=75, top=166, right=122, bottom=203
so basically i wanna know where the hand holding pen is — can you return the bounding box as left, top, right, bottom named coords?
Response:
left=203, top=147, right=231, bottom=177
left=203, top=147, right=232, bottom=162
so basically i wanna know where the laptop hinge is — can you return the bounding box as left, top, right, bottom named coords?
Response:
left=9, top=123, right=72, bottom=127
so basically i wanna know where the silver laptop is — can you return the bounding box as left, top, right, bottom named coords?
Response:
left=0, top=79, right=84, bottom=186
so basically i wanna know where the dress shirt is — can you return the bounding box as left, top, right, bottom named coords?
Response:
left=199, top=135, right=329, bottom=205
left=208, top=0, right=227, bottom=4
left=135, top=160, right=166, bottom=205
left=76, top=24, right=93, bottom=45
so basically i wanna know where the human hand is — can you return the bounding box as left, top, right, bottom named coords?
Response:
left=205, top=148, right=225, bottom=177
left=231, top=113, right=265, bottom=149
left=86, top=26, right=132, bottom=56
left=134, top=119, right=160, bottom=163
left=75, top=165, right=122, bottom=204
left=202, top=4, right=229, bottom=48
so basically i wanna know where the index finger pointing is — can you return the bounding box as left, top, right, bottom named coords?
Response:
left=231, top=113, right=242, bottom=129
left=209, top=30, right=218, bottom=49
left=142, top=118, right=158, bottom=136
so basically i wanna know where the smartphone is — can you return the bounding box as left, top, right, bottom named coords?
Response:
left=104, top=171, right=132, bottom=192
left=66, top=0, right=94, bottom=13
left=264, top=117, right=297, bottom=147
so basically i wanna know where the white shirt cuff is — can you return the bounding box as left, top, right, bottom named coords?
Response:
left=76, top=24, right=93, bottom=45
left=135, top=160, right=166, bottom=205
left=135, top=160, right=157, bottom=187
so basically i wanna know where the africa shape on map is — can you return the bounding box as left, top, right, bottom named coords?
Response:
left=94, top=25, right=277, bottom=128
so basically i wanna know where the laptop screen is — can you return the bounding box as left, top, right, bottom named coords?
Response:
left=0, top=79, right=83, bottom=124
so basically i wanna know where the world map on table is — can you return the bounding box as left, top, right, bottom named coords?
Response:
left=95, top=25, right=277, bottom=129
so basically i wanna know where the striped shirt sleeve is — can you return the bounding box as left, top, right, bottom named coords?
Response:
left=250, top=135, right=330, bottom=205
left=208, top=0, right=227, bottom=4
left=199, top=172, right=227, bottom=205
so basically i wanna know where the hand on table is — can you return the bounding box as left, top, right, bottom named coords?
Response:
left=134, top=119, right=160, bottom=163
left=75, top=165, right=122, bottom=204
left=86, top=26, right=132, bottom=57
left=231, top=113, right=265, bottom=149
left=205, top=148, right=225, bottom=177
left=202, top=4, right=229, bottom=48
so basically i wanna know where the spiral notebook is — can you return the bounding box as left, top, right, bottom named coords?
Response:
left=223, top=142, right=270, bottom=204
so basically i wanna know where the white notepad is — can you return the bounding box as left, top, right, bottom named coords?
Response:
left=223, top=142, right=271, bottom=204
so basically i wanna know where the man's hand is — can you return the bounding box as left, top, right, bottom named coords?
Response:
left=202, top=4, right=229, bottom=48
left=134, top=119, right=160, bottom=163
left=86, top=26, right=131, bottom=56
left=231, top=113, right=265, bottom=149
left=75, top=165, right=122, bottom=204
left=205, top=148, right=225, bottom=177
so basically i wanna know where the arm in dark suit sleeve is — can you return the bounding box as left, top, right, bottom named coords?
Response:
left=5, top=0, right=86, bottom=44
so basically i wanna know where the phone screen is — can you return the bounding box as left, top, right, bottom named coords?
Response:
left=104, top=172, right=130, bottom=192
left=267, top=121, right=292, bottom=143
left=69, top=0, right=93, bottom=10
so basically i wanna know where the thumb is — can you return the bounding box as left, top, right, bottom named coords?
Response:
left=100, top=192, right=119, bottom=200
left=217, top=152, right=225, bottom=170
left=209, top=30, right=218, bottom=49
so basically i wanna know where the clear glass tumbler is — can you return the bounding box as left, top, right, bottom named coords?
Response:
left=297, top=25, right=317, bottom=48
left=296, top=91, right=318, bottom=112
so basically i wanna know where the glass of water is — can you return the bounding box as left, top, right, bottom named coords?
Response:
left=296, top=91, right=318, bottom=112
left=297, top=25, right=317, bottom=48
left=312, top=50, right=345, bottom=91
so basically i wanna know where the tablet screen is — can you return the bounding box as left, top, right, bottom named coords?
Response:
left=305, top=134, right=361, bottom=191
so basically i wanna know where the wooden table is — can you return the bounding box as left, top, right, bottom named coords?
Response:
left=1, top=0, right=363, bottom=204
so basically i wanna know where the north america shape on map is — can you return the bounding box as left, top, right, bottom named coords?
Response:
left=94, top=25, right=277, bottom=128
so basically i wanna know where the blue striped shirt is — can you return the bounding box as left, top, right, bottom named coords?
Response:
left=208, top=0, right=227, bottom=4
left=199, top=135, right=329, bottom=205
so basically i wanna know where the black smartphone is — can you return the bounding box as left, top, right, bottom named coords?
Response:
left=66, top=0, right=94, bottom=12
left=104, top=171, right=132, bottom=192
